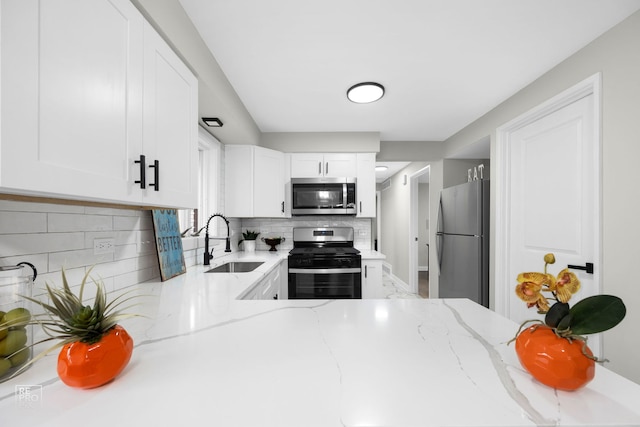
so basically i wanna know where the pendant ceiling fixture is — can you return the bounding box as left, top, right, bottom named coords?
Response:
left=347, top=82, right=385, bottom=104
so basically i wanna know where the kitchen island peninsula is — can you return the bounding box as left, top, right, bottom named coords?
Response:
left=1, top=253, right=639, bottom=426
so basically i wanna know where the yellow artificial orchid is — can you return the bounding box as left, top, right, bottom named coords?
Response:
left=554, top=269, right=581, bottom=303
left=514, top=254, right=581, bottom=313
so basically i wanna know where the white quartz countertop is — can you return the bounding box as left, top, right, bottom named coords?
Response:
left=357, top=249, right=386, bottom=260
left=2, top=253, right=640, bottom=426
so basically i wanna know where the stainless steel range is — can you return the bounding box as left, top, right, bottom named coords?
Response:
left=288, top=227, right=362, bottom=299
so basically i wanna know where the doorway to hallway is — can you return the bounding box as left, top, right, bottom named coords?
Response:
left=409, top=165, right=431, bottom=295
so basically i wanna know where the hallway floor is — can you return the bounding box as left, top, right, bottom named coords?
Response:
left=378, top=271, right=424, bottom=299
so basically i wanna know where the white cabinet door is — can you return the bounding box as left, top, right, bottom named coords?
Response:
left=258, top=270, right=278, bottom=300
left=323, top=153, right=356, bottom=177
left=254, top=147, right=285, bottom=217
left=0, top=0, right=197, bottom=208
left=278, top=260, right=288, bottom=300
left=362, top=259, right=383, bottom=299
left=356, top=153, right=376, bottom=217
left=1, top=0, right=144, bottom=203
left=225, top=145, right=254, bottom=217
left=225, top=145, right=285, bottom=217
left=141, top=21, right=198, bottom=208
left=290, top=153, right=324, bottom=178
left=290, top=153, right=357, bottom=178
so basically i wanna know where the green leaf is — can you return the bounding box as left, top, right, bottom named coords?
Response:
left=545, top=302, right=570, bottom=327
left=569, top=295, right=626, bottom=335
left=557, top=313, right=573, bottom=332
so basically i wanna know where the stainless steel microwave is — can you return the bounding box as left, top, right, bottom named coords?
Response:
left=291, top=177, right=356, bottom=215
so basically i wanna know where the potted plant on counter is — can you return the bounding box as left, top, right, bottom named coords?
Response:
left=238, top=230, right=260, bottom=253
left=1, top=268, right=139, bottom=389
left=510, top=253, right=626, bottom=391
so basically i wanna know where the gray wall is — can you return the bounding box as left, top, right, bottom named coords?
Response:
left=261, top=132, right=380, bottom=152
left=443, top=159, right=490, bottom=188
left=441, top=10, right=640, bottom=383
left=131, top=0, right=261, bottom=146
left=380, top=162, right=441, bottom=289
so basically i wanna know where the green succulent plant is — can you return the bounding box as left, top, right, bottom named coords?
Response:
left=238, top=230, right=260, bottom=246
left=0, top=268, right=141, bottom=382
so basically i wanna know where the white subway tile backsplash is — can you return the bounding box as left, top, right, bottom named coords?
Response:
left=0, top=200, right=162, bottom=299
left=114, top=214, right=152, bottom=231
left=115, top=243, right=139, bottom=260
left=49, top=248, right=115, bottom=271
left=0, top=232, right=85, bottom=257
left=0, top=211, right=47, bottom=234
left=48, top=213, right=113, bottom=232
left=0, top=200, right=84, bottom=214
left=84, top=206, right=141, bottom=217
left=0, top=199, right=372, bottom=305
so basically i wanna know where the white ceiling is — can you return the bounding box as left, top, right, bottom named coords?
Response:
left=376, top=162, right=411, bottom=183
left=179, top=0, right=640, bottom=142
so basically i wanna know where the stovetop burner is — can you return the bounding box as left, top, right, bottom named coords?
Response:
left=288, top=247, right=360, bottom=257
left=289, top=227, right=360, bottom=258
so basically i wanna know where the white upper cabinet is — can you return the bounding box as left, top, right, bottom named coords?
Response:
left=356, top=153, right=376, bottom=217
left=140, top=21, right=198, bottom=208
left=225, top=145, right=285, bottom=218
left=290, top=153, right=356, bottom=178
left=0, top=0, right=197, bottom=208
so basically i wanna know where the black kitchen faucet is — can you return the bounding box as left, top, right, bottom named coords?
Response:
left=203, top=213, right=231, bottom=265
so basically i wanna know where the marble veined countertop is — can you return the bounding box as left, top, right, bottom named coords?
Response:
left=1, top=252, right=639, bottom=426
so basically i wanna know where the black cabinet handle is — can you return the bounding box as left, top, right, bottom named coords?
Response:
left=281, top=201, right=285, bottom=213
left=318, top=161, right=322, bottom=175
left=568, top=263, right=594, bottom=274
left=365, top=265, right=368, bottom=278
left=359, top=201, right=362, bottom=213
left=149, top=160, right=160, bottom=191
left=134, top=155, right=146, bottom=189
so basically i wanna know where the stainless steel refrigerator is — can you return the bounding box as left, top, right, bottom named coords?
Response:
left=436, top=180, right=489, bottom=307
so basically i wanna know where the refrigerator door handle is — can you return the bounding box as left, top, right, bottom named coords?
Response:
left=435, top=232, right=443, bottom=271
left=436, top=196, right=444, bottom=234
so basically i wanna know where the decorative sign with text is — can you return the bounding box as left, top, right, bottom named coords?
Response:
left=151, top=209, right=186, bottom=281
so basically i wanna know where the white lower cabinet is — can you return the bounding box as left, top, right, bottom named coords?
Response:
left=243, top=260, right=286, bottom=300
left=361, top=259, right=383, bottom=299
left=0, top=0, right=197, bottom=208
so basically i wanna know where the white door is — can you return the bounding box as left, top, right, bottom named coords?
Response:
left=497, top=76, right=601, bottom=354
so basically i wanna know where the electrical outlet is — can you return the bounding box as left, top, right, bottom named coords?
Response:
left=94, top=238, right=115, bottom=255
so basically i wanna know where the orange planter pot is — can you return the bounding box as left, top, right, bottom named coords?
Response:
left=515, top=325, right=595, bottom=391
left=57, top=325, right=133, bottom=389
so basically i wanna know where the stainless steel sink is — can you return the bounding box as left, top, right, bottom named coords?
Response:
left=205, top=261, right=264, bottom=273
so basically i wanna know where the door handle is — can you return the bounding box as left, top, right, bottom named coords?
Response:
left=567, top=263, right=594, bottom=274
left=134, top=155, right=146, bottom=189
left=148, top=160, right=160, bottom=191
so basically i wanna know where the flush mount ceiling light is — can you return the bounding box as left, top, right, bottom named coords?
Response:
left=202, top=117, right=223, bottom=127
left=347, top=82, right=385, bottom=104
left=375, top=165, right=388, bottom=172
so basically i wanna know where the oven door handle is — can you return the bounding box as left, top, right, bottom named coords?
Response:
left=289, top=268, right=362, bottom=274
